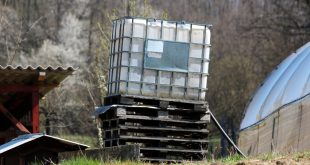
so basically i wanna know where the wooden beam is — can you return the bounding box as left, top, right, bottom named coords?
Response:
left=0, top=104, right=30, bottom=133
left=0, top=85, right=38, bottom=93
left=0, top=84, right=58, bottom=93
left=32, top=91, right=40, bottom=133
left=19, top=156, right=25, bottom=165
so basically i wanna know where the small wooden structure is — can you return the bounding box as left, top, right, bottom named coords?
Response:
left=0, top=66, right=74, bottom=144
left=0, top=133, right=88, bottom=165
left=95, top=95, right=210, bottom=162
left=0, top=66, right=90, bottom=165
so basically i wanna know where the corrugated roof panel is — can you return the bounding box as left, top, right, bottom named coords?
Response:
left=0, top=134, right=40, bottom=154
left=0, top=65, right=75, bottom=71
left=0, top=133, right=89, bottom=155
left=0, top=65, right=74, bottom=97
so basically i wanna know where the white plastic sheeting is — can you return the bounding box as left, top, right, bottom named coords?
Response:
left=240, top=42, right=310, bottom=130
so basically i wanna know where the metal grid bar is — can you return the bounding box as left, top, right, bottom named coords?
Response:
left=108, top=18, right=211, bottom=100
left=188, top=24, right=193, bottom=99
left=114, top=21, right=122, bottom=94
left=116, top=20, right=126, bottom=94
left=113, top=16, right=212, bottom=27
left=140, top=19, right=148, bottom=95
left=198, top=25, right=207, bottom=100
left=126, top=18, right=134, bottom=95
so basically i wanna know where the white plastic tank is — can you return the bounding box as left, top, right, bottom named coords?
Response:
left=108, top=17, right=211, bottom=101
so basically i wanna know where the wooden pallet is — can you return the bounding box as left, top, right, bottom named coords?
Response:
left=104, top=95, right=207, bottom=111
left=97, top=104, right=210, bottom=162
left=98, top=105, right=210, bottom=121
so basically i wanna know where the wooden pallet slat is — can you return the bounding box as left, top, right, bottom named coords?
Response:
left=119, top=135, right=209, bottom=143
left=118, top=115, right=209, bottom=124
left=119, top=125, right=209, bottom=133
left=140, top=147, right=208, bottom=153
left=140, top=157, right=183, bottom=163
left=104, top=95, right=207, bottom=111
left=99, top=95, right=210, bottom=162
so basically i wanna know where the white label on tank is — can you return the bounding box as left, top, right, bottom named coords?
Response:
left=148, top=52, right=162, bottom=58
left=147, top=40, right=164, bottom=53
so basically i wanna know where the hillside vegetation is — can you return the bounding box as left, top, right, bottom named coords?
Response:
left=57, top=152, right=310, bottom=165
left=1, top=0, right=310, bottom=150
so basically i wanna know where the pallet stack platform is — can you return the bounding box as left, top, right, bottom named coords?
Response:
left=101, top=17, right=212, bottom=162
left=95, top=95, right=210, bottom=162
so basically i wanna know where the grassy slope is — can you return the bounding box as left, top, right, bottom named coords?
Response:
left=58, top=152, right=310, bottom=165
left=59, top=157, right=149, bottom=165
left=215, top=152, right=310, bottom=164
left=57, top=134, right=99, bottom=148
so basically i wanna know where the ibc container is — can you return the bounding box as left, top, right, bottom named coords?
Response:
left=108, top=17, right=211, bottom=101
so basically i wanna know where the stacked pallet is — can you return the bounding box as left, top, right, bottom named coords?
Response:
left=95, top=95, right=210, bottom=162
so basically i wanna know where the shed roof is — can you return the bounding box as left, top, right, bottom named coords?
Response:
left=240, top=42, right=310, bottom=130
left=0, top=65, right=74, bottom=132
left=0, top=133, right=89, bottom=156
left=0, top=65, right=74, bottom=99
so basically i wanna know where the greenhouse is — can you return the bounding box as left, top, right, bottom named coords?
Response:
left=239, top=42, right=310, bottom=155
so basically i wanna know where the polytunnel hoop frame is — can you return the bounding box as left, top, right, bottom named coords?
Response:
left=240, top=92, right=310, bottom=131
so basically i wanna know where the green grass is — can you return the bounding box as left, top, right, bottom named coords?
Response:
left=217, top=154, right=245, bottom=164
left=257, top=152, right=279, bottom=161
left=59, top=156, right=244, bottom=165
left=103, top=160, right=150, bottom=165
left=57, top=151, right=310, bottom=165
left=59, top=157, right=149, bottom=165
left=60, top=157, right=100, bottom=165
left=292, top=151, right=310, bottom=162
left=57, top=134, right=99, bottom=148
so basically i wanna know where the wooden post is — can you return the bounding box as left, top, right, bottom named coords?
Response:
left=19, top=156, right=25, bottom=165
left=32, top=90, right=40, bottom=133
left=0, top=85, right=40, bottom=93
